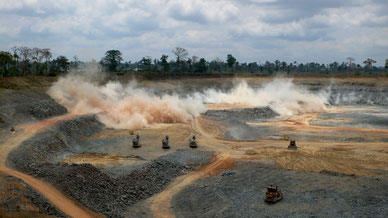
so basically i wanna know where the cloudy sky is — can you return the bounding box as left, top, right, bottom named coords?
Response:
left=1, top=0, right=387, bottom=65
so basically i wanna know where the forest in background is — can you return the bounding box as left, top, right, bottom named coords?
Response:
left=1, top=46, right=387, bottom=78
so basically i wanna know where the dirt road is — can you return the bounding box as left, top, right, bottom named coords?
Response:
left=150, top=153, right=234, bottom=218
left=0, top=115, right=102, bottom=218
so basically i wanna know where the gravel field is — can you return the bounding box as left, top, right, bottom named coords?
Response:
left=173, top=161, right=388, bottom=218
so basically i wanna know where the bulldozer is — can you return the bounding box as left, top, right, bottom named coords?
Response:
left=132, top=135, right=141, bottom=148
left=265, top=185, right=283, bottom=204
left=189, top=136, right=197, bottom=148
left=162, top=135, right=170, bottom=149
left=288, top=140, right=297, bottom=150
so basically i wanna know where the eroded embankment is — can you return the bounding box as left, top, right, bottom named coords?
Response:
left=0, top=89, right=67, bottom=129
left=7, top=115, right=212, bottom=217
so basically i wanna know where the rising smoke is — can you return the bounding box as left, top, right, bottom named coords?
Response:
left=48, top=68, right=331, bottom=129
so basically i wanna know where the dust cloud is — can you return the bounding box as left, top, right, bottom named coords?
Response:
left=48, top=70, right=206, bottom=129
left=202, top=78, right=330, bottom=116
left=48, top=68, right=330, bottom=129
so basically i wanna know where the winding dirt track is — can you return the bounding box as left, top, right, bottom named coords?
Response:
left=150, top=153, right=234, bottom=218
left=0, top=115, right=102, bottom=218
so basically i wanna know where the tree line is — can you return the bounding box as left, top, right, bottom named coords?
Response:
left=1, top=46, right=388, bottom=77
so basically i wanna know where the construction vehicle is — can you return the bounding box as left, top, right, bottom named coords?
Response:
left=162, top=135, right=170, bottom=149
left=288, top=140, right=297, bottom=150
left=189, top=136, right=197, bottom=148
left=265, top=185, right=283, bottom=203
left=132, top=135, right=141, bottom=148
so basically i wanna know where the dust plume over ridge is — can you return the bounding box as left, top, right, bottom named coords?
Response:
left=48, top=71, right=206, bottom=129
left=48, top=69, right=330, bottom=129
left=201, top=78, right=330, bottom=116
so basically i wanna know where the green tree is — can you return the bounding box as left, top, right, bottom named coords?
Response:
left=281, top=61, right=287, bottom=71
left=172, top=47, right=188, bottom=62
left=226, top=54, right=236, bottom=69
left=385, top=59, right=388, bottom=69
left=346, top=57, right=355, bottom=69
left=102, top=50, right=123, bottom=72
left=42, top=48, right=52, bottom=75
left=274, top=60, right=280, bottom=71
left=247, top=62, right=259, bottom=73
left=194, top=58, right=207, bottom=73
left=363, top=58, right=376, bottom=69
left=56, top=56, right=70, bottom=73
left=0, top=51, right=13, bottom=76
left=160, top=55, right=169, bottom=72
left=18, top=46, right=31, bottom=76
left=139, top=56, right=152, bottom=71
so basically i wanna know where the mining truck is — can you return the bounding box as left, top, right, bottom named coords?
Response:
left=265, top=185, right=283, bottom=203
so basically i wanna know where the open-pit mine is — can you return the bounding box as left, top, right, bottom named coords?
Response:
left=1, top=76, right=387, bottom=217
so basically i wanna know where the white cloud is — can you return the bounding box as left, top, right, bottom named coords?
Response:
left=167, top=0, right=239, bottom=23
left=0, top=0, right=387, bottom=65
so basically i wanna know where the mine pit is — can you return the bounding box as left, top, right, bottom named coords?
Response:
left=1, top=77, right=388, bottom=217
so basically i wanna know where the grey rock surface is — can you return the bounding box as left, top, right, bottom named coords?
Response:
left=172, top=161, right=388, bottom=218
left=0, top=89, right=67, bottom=129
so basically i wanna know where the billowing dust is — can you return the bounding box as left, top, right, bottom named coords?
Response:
left=48, top=69, right=330, bottom=129
left=48, top=74, right=206, bottom=129
left=200, top=78, right=330, bottom=115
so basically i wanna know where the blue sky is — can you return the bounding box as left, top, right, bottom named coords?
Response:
left=1, top=0, right=387, bottom=66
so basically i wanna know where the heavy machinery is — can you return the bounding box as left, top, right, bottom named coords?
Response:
left=132, top=135, right=141, bottom=148
left=162, top=135, right=170, bottom=149
left=189, top=136, right=197, bottom=148
left=288, top=140, right=297, bottom=150
left=265, top=185, right=283, bottom=203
